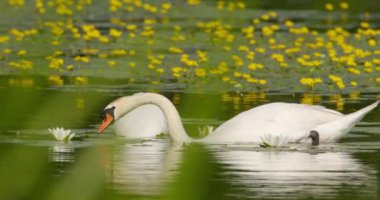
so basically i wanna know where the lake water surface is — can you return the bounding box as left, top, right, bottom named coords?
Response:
left=0, top=76, right=379, bottom=200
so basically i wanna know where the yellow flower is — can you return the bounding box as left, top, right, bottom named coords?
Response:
left=238, top=45, right=249, bottom=52
left=3, top=49, right=12, bottom=54
left=99, top=36, right=110, bottom=43
left=347, top=67, right=360, bottom=75
left=56, top=4, right=73, bottom=16
left=74, top=56, right=90, bottom=63
left=161, top=2, right=172, bottom=10
left=329, top=75, right=345, bottom=89
left=35, top=0, right=45, bottom=14
left=246, top=51, right=255, bottom=60
left=109, top=0, right=122, bottom=12
left=339, top=2, right=349, bottom=10
left=128, top=62, right=135, bottom=68
left=66, top=65, right=74, bottom=70
left=48, top=58, right=64, bottom=70
left=252, top=18, right=260, bottom=25
left=107, top=60, right=116, bottom=66
left=232, top=55, right=244, bottom=67
left=222, top=76, right=230, bottom=82
left=300, top=77, right=323, bottom=88
left=247, top=63, right=262, bottom=72
left=368, top=39, right=377, bottom=46
left=196, top=50, right=208, bottom=62
left=156, top=68, right=164, bottom=74
left=169, top=47, right=183, bottom=54
left=171, top=66, right=188, bottom=78
left=51, top=40, right=60, bottom=46
left=181, top=54, right=199, bottom=67
left=376, top=77, right=380, bottom=83
left=141, top=26, right=155, bottom=37
left=17, top=49, right=27, bottom=56
left=109, top=28, right=123, bottom=38
left=262, top=26, right=274, bottom=36
left=148, top=64, right=155, bottom=69
left=223, top=46, right=231, bottom=51
left=259, top=79, right=267, bottom=85
left=143, top=3, right=158, bottom=13
left=194, top=68, right=206, bottom=77
left=82, top=25, right=101, bottom=40
left=255, top=47, right=266, bottom=54
left=233, top=72, right=242, bottom=78
left=144, top=19, right=157, bottom=25
left=74, top=76, right=88, bottom=85
left=236, top=2, right=246, bottom=9
left=129, top=50, right=136, bottom=56
left=325, top=3, right=334, bottom=11
left=284, top=20, right=294, bottom=27
left=110, top=49, right=127, bottom=56
left=261, top=14, right=270, bottom=21
left=8, top=0, right=25, bottom=6
left=241, top=26, right=254, bottom=39
left=360, top=22, right=369, bottom=28
left=271, top=53, right=285, bottom=63
left=126, top=24, right=137, bottom=31
left=187, top=0, right=201, bottom=5
left=0, top=36, right=10, bottom=43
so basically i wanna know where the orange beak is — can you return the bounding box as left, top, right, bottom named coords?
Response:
left=98, top=113, right=114, bottom=133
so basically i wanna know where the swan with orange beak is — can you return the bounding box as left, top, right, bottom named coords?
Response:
left=99, top=106, right=115, bottom=133
left=98, top=93, right=379, bottom=146
left=98, top=97, right=168, bottom=139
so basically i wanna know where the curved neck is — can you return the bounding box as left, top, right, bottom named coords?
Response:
left=118, top=93, right=193, bottom=143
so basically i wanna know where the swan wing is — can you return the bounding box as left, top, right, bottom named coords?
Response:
left=205, top=103, right=344, bottom=143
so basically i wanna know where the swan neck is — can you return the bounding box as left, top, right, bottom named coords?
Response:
left=120, top=94, right=192, bottom=143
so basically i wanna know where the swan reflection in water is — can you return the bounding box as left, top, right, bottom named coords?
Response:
left=212, top=145, right=378, bottom=199
left=108, top=139, right=182, bottom=195
left=107, top=141, right=377, bottom=199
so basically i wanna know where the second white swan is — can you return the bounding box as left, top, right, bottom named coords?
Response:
left=98, top=92, right=378, bottom=145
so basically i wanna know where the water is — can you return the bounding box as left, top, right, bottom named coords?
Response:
left=1, top=0, right=380, bottom=199
left=0, top=75, right=379, bottom=199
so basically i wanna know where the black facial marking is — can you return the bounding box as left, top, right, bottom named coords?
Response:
left=309, top=130, right=320, bottom=146
left=101, top=106, right=115, bottom=120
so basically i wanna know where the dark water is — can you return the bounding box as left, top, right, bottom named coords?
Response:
left=0, top=75, right=379, bottom=200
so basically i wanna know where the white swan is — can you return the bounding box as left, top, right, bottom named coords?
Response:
left=111, top=104, right=167, bottom=138
left=98, top=92, right=379, bottom=144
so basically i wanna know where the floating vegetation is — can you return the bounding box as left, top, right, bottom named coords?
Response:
left=0, top=0, right=379, bottom=94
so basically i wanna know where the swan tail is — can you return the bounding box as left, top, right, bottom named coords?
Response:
left=315, top=101, right=379, bottom=141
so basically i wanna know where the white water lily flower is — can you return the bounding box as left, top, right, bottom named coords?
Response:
left=198, top=125, right=214, bottom=137
left=260, top=133, right=289, bottom=148
left=48, top=127, right=75, bottom=141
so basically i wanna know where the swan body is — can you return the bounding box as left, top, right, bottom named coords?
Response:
left=99, top=92, right=378, bottom=144
left=202, top=101, right=378, bottom=143
left=112, top=105, right=167, bottom=138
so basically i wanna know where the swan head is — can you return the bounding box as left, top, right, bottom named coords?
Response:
left=98, top=105, right=116, bottom=133
left=98, top=94, right=145, bottom=133
left=309, top=130, right=319, bottom=146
